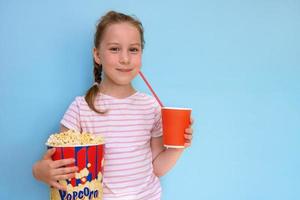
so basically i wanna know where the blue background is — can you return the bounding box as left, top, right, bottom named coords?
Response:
left=0, top=0, right=299, bottom=199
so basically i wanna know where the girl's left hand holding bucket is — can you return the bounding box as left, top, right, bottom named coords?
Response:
left=32, top=148, right=78, bottom=191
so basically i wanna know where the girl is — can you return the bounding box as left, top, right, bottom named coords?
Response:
left=32, top=10, right=194, bottom=200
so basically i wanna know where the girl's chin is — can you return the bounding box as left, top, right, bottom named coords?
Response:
left=107, top=77, right=134, bottom=86
left=103, top=72, right=138, bottom=86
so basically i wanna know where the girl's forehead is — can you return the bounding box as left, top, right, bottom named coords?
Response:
left=101, top=22, right=141, bottom=43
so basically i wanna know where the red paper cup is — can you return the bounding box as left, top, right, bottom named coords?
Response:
left=162, top=107, right=192, bottom=148
left=48, top=144, right=104, bottom=200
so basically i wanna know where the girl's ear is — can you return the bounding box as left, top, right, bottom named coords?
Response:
left=93, top=48, right=101, bottom=65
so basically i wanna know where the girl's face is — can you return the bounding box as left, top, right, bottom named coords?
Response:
left=94, top=22, right=142, bottom=87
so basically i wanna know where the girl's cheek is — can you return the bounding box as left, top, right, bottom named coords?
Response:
left=104, top=54, right=118, bottom=64
left=135, top=55, right=142, bottom=66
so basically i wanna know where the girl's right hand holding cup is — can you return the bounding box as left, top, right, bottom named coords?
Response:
left=32, top=148, right=78, bottom=191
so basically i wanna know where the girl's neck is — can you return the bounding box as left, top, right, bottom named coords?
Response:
left=99, top=80, right=136, bottom=99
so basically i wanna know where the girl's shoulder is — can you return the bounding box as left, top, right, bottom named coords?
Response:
left=135, top=92, right=161, bottom=109
left=73, top=96, right=87, bottom=104
left=135, top=91, right=154, bottom=100
left=67, top=96, right=88, bottom=109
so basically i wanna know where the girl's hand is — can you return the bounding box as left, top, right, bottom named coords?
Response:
left=184, top=117, right=194, bottom=148
left=32, top=148, right=78, bottom=191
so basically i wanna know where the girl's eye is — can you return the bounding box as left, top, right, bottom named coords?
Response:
left=110, top=47, right=120, bottom=52
left=129, top=48, right=139, bottom=53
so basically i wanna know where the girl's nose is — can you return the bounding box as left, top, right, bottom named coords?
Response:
left=119, top=51, right=130, bottom=64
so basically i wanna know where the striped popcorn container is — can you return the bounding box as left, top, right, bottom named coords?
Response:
left=48, top=144, right=104, bottom=200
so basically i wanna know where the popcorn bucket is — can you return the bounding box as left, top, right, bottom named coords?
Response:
left=162, top=107, right=191, bottom=148
left=46, top=131, right=104, bottom=200
left=48, top=144, right=104, bottom=200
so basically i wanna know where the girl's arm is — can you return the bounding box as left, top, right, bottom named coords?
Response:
left=32, top=125, right=77, bottom=190
left=151, top=123, right=193, bottom=177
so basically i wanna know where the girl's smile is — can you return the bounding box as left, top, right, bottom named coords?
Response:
left=115, top=68, right=134, bottom=72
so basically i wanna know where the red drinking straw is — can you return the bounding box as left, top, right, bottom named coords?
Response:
left=139, top=71, right=164, bottom=107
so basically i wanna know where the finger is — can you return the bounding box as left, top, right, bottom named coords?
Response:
left=185, top=128, right=193, bottom=134
left=184, top=138, right=192, bottom=147
left=52, top=158, right=75, bottom=168
left=43, top=148, right=56, bottom=160
left=184, top=134, right=193, bottom=140
left=54, top=173, right=76, bottom=181
left=184, top=142, right=191, bottom=148
left=52, top=166, right=78, bottom=176
left=50, top=181, right=67, bottom=191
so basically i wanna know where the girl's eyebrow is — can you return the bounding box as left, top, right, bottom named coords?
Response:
left=130, top=43, right=141, bottom=46
left=106, top=42, right=141, bottom=46
left=106, top=42, right=119, bottom=46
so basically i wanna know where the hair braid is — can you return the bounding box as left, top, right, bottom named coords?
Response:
left=85, top=62, right=103, bottom=114
left=94, top=64, right=102, bottom=83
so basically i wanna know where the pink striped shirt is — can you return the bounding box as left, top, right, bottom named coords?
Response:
left=61, top=91, right=162, bottom=200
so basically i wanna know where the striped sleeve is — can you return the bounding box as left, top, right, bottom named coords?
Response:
left=60, top=97, right=82, bottom=132
left=151, top=101, right=163, bottom=138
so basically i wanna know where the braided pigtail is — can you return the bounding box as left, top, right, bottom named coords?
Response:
left=85, top=60, right=104, bottom=114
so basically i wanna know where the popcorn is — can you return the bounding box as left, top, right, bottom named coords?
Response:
left=46, top=130, right=105, bottom=200
left=46, top=130, right=104, bottom=147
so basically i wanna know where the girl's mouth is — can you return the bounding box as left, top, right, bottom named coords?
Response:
left=116, top=68, right=133, bottom=72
